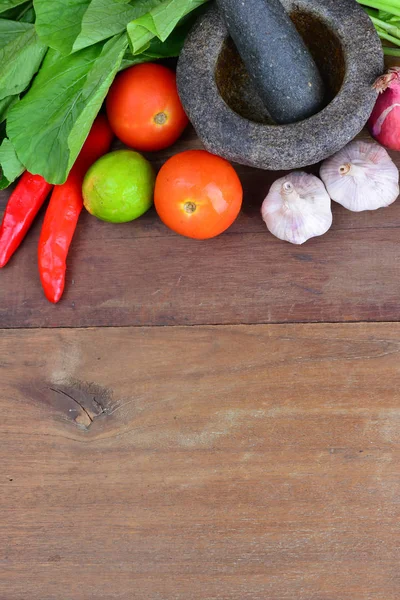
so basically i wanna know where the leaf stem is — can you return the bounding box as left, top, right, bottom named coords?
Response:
left=358, top=0, right=400, bottom=18
left=383, top=45, right=400, bottom=55
left=369, top=14, right=400, bottom=41
left=378, top=28, right=400, bottom=46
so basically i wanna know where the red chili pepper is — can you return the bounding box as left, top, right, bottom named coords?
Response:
left=38, top=114, right=113, bottom=304
left=0, top=172, right=53, bottom=268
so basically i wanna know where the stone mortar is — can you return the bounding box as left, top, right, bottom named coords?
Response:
left=177, top=0, right=384, bottom=170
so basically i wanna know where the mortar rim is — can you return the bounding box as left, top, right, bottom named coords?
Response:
left=177, top=0, right=384, bottom=170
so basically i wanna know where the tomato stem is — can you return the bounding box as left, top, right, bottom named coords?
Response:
left=184, top=201, right=197, bottom=214
left=154, top=112, right=167, bottom=125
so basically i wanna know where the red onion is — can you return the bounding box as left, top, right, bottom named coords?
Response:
left=368, top=68, right=400, bottom=151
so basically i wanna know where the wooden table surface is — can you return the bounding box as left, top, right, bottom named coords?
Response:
left=1, top=125, right=400, bottom=599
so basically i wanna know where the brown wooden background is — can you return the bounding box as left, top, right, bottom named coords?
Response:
left=1, top=120, right=400, bottom=597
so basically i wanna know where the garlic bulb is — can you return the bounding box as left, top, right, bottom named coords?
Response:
left=320, top=140, right=399, bottom=212
left=261, top=171, right=332, bottom=245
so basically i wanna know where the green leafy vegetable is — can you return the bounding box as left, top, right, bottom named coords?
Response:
left=359, top=1, right=400, bottom=54
left=7, top=33, right=128, bottom=184
left=65, top=33, right=128, bottom=175
left=17, top=3, right=34, bottom=21
left=1, top=0, right=34, bottom=21
left=127, top=0, right=208, bottom=54
left=0, top=95, right=18, bottom=123
left=371, top=14, right=400, bottom=38
left=34, top=0, right=91, bottom=55
left=0, top=138, right=24, bottom=189
left=121, top=11, right=201, bottom=69
left=73, top=0, right=149, bottom=52
left=34, top=0, right=166, bottom=55
left=2, top=2, right=35, bottom=22
left=0, top=20, right=47, bottom=100
left=378, top=9, right=399, bottom=20
left=0, top=0, right=208, bottom=187
left=358, top=1, right=400, bottom=18
left=0, top=176, right=9, bottom=190
left=0, top=0, right=28, bottom=13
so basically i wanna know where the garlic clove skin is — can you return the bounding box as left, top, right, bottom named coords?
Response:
left=261, top=171, right=332, bottom=245
left=320, top=140, right=399, bottom=212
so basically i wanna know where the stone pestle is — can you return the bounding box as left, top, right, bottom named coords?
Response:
left=215, top=0, right=326, bottom=124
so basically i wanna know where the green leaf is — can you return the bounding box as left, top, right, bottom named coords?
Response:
left=120, top=13, right=199, bottom=70
left=376, top=8, right=400, bottom=23
left=127, top=0, right=208, bottom=54
left=0, top=95, right=18, bottom=123
left=0, top=177, right=9, bottom=190
left=7, top=33, right=128, bottom=184
left=0, top=20, right=47, bottom=100
left=34, top=0, right=161, bottom=55
left=377, top=5, right=400, bottom=21
left=0, top=138, right=24, bottom=189
left=0, top=174, right=10, bottom=190
left=0, top=0, right=27, bottom=14
left=66, top=33, right=128, bottom=174
left=378, top=10, right=393, bottom=18
left=72, top=0, right=149, bottom=52
left=0, top=0, right=33, bottom=20
left=2, top=2, right=35, bottom=22
left=34, top=0, right=91, bottom=55
left=18, top=3, right=35, bottom=21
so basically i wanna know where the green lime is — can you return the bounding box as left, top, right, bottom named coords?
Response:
left=83, top=149, right=155, bottom=223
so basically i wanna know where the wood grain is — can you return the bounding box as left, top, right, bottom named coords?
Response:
left=1, top=129, right=400, bottom=328
left=1, top=323, right=400, bottom=599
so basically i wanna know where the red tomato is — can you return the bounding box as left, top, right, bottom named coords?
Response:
left=154, top=150, right=243, bottom=239
left=106, top=63, right=189, bottom=152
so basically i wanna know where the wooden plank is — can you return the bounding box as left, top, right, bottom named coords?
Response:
left=0, top=323, right=399, bottom=599
left=1, top=128, right=400, bottom=328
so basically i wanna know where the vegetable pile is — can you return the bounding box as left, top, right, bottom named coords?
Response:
left=0, top=58, right=245, bottom=303
left=0, top=0, right=210, bottom=189
left=359, top=0, right=400, bottom=56
left=2, top=0, right=400, bottom=305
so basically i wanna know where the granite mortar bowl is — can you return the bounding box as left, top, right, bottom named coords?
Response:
left=177, top=0, right=384, bottom=170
